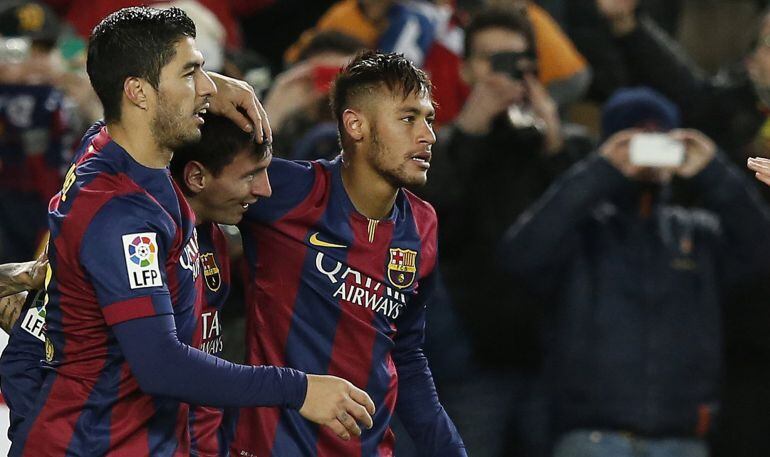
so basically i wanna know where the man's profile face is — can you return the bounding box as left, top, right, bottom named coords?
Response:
left=196, top=147, right=273, bottom=225
left=464, top=27, right=531, bottom=85
left=362, top=88, right=436, bottom=188
left=151, top=37, right=215, bottom=150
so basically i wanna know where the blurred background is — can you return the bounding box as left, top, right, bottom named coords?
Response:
left=3, top=0, right=770, bottom=456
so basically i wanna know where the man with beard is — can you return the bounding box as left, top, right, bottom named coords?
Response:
left=231, top=51, right=466, bottom=457
left=8, top=8, right=373, bottom=456
left=499, top=87, right=770, bottom=457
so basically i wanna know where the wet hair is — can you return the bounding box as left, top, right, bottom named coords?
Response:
left=330, top=50, right=432, bottom=140
left=463, top=7, right=535, bottom=58
left=87, top=7, right=196, bottom=123
left=170, top=113, right=271, bottom=182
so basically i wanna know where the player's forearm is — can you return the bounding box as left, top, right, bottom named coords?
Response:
left=394, top=354, right=467, bottom=456
left=0, top=291, right=28, bottom=334
left=113, top=314, right=308, bottom=408
left=0, top=262, right=37, bottom=298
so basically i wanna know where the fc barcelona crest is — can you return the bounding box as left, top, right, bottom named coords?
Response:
left=201, top=253, right=221, bottom=292
left=387, top=248, right=417, bottom=289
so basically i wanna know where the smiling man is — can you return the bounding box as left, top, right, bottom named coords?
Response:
left=8, top=8, right=373, bottom=457
left=232, top=51, right=466, bottom=457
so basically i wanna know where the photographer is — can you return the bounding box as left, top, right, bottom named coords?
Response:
left=499, top=87, right=770, bottom=457
left=418, top=7, right=591, bottom=456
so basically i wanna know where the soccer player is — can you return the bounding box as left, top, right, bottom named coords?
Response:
left=8, top=8, right=373, bottom=456
left=232, top=51, right=467, bottom=457
left=170, top=113, right=274, bottom=456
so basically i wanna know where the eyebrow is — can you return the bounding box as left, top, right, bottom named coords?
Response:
left=181, top=60, right=203, bottom=73
left=400, top=107, right=436, bottom=117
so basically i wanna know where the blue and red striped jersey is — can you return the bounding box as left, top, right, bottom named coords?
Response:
left=0, top=289, right=47, bottom=441
left=189, top=221, right=236, bottom=457
left=232, top=157, right=465, bottom=457
left=10, top=125, right=203, bottom=457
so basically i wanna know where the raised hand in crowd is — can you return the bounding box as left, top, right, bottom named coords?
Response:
left=596, top=0, right=640, bottom=35
left=455, top=72, right=525, bottom=135
left=670, top=128, right=717, bottom=178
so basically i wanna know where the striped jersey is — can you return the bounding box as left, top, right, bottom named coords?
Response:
left=10, top=125, right=203, bottom=456
left=232, top=157, right=465, bottom=457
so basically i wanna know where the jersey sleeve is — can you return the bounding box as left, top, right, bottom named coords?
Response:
left=79, top=193, right=176, bottom=326
left=393, top=270, right=467, bottom=456
left=243, top=157, right=317, bottom=224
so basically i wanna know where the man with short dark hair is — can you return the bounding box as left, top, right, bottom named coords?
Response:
left=8, top=7, right=373, bottom=456
left=232, top=50, right=466, bottom=457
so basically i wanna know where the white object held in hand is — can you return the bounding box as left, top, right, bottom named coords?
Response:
left=629, top=133, right=685, bottom=167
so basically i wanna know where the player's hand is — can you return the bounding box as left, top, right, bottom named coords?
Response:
left=23, top=251, right=49, bottom=291
left=596, top=0, right=639, bottom=35
left=748, top=156, right=770, bottom=186
left=207, top=72, right=272, bottom=143
left=455, top=73, right=524, bottom=135
left=670, top=129, right=716, bottom=178
left=299, top=374, right=375, bottom=440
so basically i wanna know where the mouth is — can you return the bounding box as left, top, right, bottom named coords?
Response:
left=410, top=151, right=432, bottom=169
left=194, top=103, right=210, bottom=124
left=240, top=199, right=257, bottom=211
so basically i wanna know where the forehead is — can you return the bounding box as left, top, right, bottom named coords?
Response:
left=470, top=27, right=528, bottom=55
left=375, top=88, right=434, bottom=113
left=162, top=36, right=204, bottom=72
left=220, top=146, right=271, bottom=174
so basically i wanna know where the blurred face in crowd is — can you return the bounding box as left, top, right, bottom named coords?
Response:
left=462, top=27, right=534, bottom=86
left=193, top=147, right=273, bottom=225
left=150, top=37, right=215, bottom=150
left=360, top=86, right=436, bottom=188
left=748, top=15, right=770, bottom=106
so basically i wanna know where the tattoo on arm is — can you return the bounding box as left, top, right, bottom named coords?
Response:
left=0, top=291, right=27, bottom=334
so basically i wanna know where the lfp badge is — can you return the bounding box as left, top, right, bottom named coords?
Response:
left=387, top=248, right=417, bottom=289
left=122, top=232, right=162, bottom=289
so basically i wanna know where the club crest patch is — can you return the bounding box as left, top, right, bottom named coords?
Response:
left=387, top=248, right=417, bottom=289
left=122, top=232, right=162, bottom=289
left=201, top=252, right=221, bottom=292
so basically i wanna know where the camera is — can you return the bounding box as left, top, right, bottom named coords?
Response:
left=489, top=51, right=537, bottom=81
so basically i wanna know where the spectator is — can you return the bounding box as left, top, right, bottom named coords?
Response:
left=263, top=30, right=364, bottom=159
left=499, top=87, right=770, bottom=457
left=417, top=6, right=591, bottom=456
left=0, top=0, right=75, bottom=262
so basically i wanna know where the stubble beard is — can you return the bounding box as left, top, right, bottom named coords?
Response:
left=151, top=92, right=201, bottom=151
left=369, top=124, right=426, bottom=189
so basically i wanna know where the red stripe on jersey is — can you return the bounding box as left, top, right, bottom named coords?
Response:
left=102, top=296, right=157, bottom=326
left=233, top=163, right=331, bottom=457
left=316, top=215, right=394, bottom=457
left=404, top=191, right=438, bottom=277
left=105, top=363, right=151, bottom=456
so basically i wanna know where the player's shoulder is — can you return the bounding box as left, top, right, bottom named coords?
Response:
left=402, top=188, right=437, bottom=223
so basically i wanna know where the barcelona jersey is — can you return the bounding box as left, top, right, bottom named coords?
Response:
left=10, top=125, right=202, bottom=456
left=189, top=221, right=236, bottom=457
left=232, top=157, right=465, bottom=457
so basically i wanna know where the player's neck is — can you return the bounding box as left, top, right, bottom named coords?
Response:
left=187, top=198, right=208, bottom=226
left=107, top=121, right=172, bottom=169
left=340, top=154, right=397, bottom=220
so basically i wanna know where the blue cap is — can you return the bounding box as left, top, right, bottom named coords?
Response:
left=601, top=86, right=681, bottom=140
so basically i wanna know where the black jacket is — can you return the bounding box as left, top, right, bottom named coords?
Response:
left=499, top=154, right=770, bottom=436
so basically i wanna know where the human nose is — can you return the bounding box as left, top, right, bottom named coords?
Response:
left=197, top=70, right=217, bottom=98
left=418, top=119, right=436, bottom=146
left=252, top=173, right=272, bottom=198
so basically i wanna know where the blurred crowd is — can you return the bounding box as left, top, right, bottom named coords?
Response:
left=3, top=0, right=770, bottom=456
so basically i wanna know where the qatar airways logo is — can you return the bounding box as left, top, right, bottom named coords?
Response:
left=200, top=310, right=223, bottom=355
left=315, top=252, right=406, bottom=319
left=179, top=229, right=201, bottom=281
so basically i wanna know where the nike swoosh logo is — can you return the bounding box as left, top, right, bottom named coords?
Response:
left=309, top=232, right=347, bottom=249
